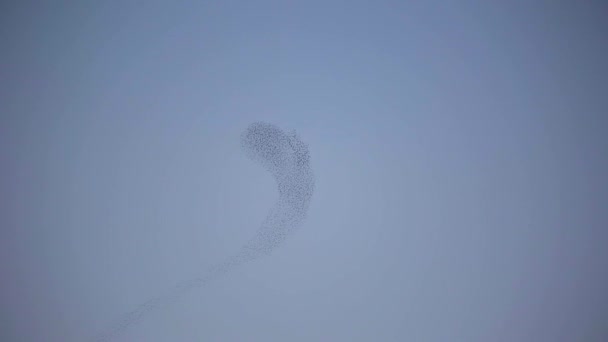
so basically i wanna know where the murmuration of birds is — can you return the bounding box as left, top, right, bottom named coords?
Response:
left=95, top=122, right=315, bottom=341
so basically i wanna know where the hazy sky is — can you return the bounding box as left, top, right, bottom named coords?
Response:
left=1, top=2, right=607, bottom=341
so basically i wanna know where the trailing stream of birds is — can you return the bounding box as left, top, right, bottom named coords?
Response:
left=95, top=122, right=315, bottom=341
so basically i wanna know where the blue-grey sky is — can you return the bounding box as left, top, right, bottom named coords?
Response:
left=1, top=1, right=607, bottom=341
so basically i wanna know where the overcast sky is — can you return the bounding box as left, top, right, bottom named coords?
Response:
left=1, top=1, right=607, bottom=341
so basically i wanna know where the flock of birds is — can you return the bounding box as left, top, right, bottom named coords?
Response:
left=95, top=122, right=315, bottom=341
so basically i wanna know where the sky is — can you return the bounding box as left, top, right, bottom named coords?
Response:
left=1, top=1, right=608, bottom=341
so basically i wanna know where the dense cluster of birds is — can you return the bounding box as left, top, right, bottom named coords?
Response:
left=236, top=121, right=315, bottom=262
left=95, top=122, right=315, bottom=341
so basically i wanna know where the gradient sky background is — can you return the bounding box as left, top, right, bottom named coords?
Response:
left=1, top=1, right=607, bottom=341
